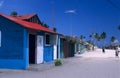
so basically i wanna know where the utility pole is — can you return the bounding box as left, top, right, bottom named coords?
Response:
left=70, top=14, right=73, bottom=36
left=52, top=1, right=54, bottom=28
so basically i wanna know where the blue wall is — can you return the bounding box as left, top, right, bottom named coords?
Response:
left=44, top=45, right=53, bottom=62
left=0, top=16, right=28, bottom=69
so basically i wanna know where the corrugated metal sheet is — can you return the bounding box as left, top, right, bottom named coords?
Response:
left=0, top=14, right=57, bottom=34
left=15, top=14, right=36, bottom=20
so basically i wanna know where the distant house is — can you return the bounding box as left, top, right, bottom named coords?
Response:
left=61, top=36, right=76, bottom=58
left=0, top=13, right=58, bottom=69
left=77, top=42, right=89, bottom=54
left=105, top=43, right=120, bottom=50
left=62, top=36, right=90, bottom=57
left=57, top=34, right=65, bottom=58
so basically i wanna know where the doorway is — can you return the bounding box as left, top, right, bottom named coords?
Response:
left=29, top=34, right=36, bottom=64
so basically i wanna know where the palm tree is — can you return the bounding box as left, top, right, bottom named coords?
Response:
left=89, top=32, right=96, bottom=50
left=95, top=33, right=101, bottom=41
left=10, top=11, right=18, bottom=16
left=101, top=32, right=107, bottom=46
left=95, top=33, right=101, bottom=47
left=110, top=36, right=116, bottom=49
left=111, top=36, right=116, bottom=43
left=101, top=32, right=106, bottom=39
left=80, top=35, right=85, bottom=40
left=101, top=32, right=107, bottom=52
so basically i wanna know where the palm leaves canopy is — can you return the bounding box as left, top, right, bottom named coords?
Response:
left=111, top=36, right=116, bottom=43
left=101, top=32, right=106, bottom=39
left=80, top=35, right=85, bottom=40
left=10, top=11, right=18, bottom=16
left=95, top=33, right=101, bottom=41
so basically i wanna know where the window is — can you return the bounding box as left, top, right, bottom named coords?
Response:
left=0, top=31, right=1, bottom=47
left=45, top=34, right=50, bottom=45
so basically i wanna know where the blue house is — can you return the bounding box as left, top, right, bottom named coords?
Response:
left=0, top=14, right=58, bottom=69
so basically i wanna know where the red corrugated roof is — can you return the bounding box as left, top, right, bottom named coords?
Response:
left=15, top=14, right=36, bottom=20
left=0, top=14, right=57, bottom=34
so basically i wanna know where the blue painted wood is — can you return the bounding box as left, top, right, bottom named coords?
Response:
left=0, top=16, right=29, bottom=69
left=44, top=45, right=53, bottom=62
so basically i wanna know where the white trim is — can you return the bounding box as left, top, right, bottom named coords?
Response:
left=45, top=33, right=51, bottom=46
left=53, top=45, right=57, bottom=60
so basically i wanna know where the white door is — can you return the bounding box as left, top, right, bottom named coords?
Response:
left=53, top=45, right=57, bottom=60
left=37, top=36, right=43, bottom=64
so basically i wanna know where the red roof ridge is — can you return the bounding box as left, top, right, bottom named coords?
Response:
left=15, top=14, right=36, bottom=20
left=18, top=13, right=36, bottom=16
left=0, top=13, right=57, bottom=34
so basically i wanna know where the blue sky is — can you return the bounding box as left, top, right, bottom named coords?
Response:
left=0, top=0, right=120, bottom=45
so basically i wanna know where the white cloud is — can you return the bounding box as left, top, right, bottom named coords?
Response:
left=0, top=1, right=4, bottom=7
left=65, top=9, right=76, bottom=14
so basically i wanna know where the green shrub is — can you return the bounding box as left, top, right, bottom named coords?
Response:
left=54, top=59, right=62, bottom=66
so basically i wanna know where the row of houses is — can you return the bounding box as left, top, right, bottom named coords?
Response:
left=0, top=13, right=91, bottom=70
left=105, top=43, right=120, bottom=50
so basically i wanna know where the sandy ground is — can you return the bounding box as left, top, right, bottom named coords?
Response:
left=0, top=49, right=120, bottom=78
left=77, top=49, right=120, bottom=58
